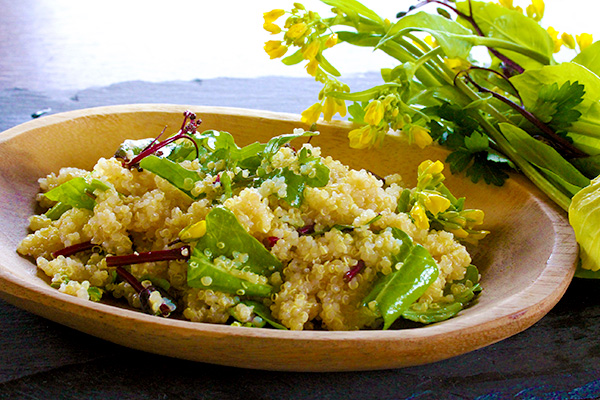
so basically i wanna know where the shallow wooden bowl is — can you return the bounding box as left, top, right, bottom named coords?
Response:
left=0, top=104, right=578, bottom=371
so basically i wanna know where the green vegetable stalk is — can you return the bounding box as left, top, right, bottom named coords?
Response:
left=262, top=0, right=600, bottom=278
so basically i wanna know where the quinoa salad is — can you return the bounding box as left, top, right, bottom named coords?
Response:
left=17, top=111, right=488, bottom=331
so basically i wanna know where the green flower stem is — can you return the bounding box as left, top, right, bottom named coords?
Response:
left=465, top=36, right=552, bottom=66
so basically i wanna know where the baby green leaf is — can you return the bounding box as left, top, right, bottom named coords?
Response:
left=44, top=177, right=109, bottom=210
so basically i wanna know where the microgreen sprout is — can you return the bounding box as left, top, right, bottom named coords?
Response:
left=122, top=110, right=201, bottom=170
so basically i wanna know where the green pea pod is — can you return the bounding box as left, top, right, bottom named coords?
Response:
left=187, top=252, right=273, bottom=298
left=363, top=228, right=439, bottom=329
left=139, top=155, right=202, bottom=199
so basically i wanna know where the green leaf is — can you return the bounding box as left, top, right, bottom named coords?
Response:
left=531, top=81, right=585, bottom=133
left=569, top=175, right=600, bottom=273
left=44, top=177, right=105, bottom=210
left=187, top=251, right=273, bottom=297
left=263, top=131, right=318, bottom=162
left=347, top=101, right=366, bottom=124
left=572, top=41, right=600, bottom=77
left=510, top=63, right=600, bottom=151
left=464, top=131, right=489, bottom=153
left=139, top=155, right=201, bottom=199
left=363, top=228, right=439, bottom=329
left=381, top=12, right=473, bottom=59
left=458, top=1, right=553, bottom=69
left=195, top=206, right=282, bottom=276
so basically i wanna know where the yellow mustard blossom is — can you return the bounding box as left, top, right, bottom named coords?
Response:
left=423, top=193, right=451, bottom=215
left=419, top=159, right=444, bottom=176
left=263, top=22, right=281, bottom=34
left=364, top=100, right=385, bottom=126
left=264, top=40, right=288, bottom=59
left=263, top=9, right=285, bottom=34
left=305, top=58, right=319, bottom=76
left=461, top=209, right=485, bottom=227
left=526, top=0, right=544, bottom=21
left=301, top=102, right=322, bottom=125
left=577, top=33, right=594, bottom=51
left=410, top=203, right=429, bottom=230
left=561, top=32, right=576, bottom=50
left=325, top=33, right=338, bottom=48
left=498, top=0, right=522, bottom=12
left=404, top=125, right=433, bottom=149
left=444, top=57, right=471, bottom=73
left=547, top=26, right=563, bottom=53
left=322, top=97, right=346, bottom=121
left=348, top=125, right=372, bottom=149
left=448, top=227, right=469, bottom=239
left=302, top=40, right=320, bottom=60
left=424, top=35, right=438, bottom=48
left=286, top=22, right=309, bottom=40
left=264, top=9, right=285, bottom=23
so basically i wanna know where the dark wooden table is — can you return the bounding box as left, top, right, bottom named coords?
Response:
left=1, top=1, right=600, bottom=399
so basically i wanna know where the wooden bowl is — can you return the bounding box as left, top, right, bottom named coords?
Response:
left=0, top=104, right=578, bottom=371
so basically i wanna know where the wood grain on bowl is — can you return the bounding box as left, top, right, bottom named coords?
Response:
left=0, top=105, right=578, bottom=371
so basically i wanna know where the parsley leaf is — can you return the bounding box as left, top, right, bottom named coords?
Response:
left=531, top=81, right=584, bottom=133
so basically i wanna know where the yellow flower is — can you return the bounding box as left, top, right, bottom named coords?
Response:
left=418, top=160, right=444, bottom=176
left=410, top=203, right=429, bottom=230
left=364, top=100, right=385, bottom=126
left=448, top=227, right=469, bottom=239
left=264, top=40, right=288, bottom=59
left=424, top=35, right=438, bottom=48
left=423, top=193, right=451, bottom=215
left=325, top=33, right=338, bottom=48
left=179, top=220, right=207, bottom=242
left=461, top=209, right=485, bottom=228
left=348, top=125, right=372, bottom=149
left=561, top=32, right=576, bottom=50
left=498, top=0, right=514, bottom=8
left=444, top=57, right=470, bottom=73
left=305, top=58, right=319, bottom=76
left=286, top=22, right=308, bottom=40
left=302, top=40, right=320, bottom=60
left=322, top=97, right=347, bottom=121
left=577, top=33, right=594, bottom=51
left=301, top=102, right=322, bottom=125
left=263, top=22, right=281, bottom=34
left=547, top=26, right=563, bottom=53
left=409, top=125, right=433, bottom=149
left=526, top=0, right=544, bottom=21
left=264, top=9, right=285, bottom=24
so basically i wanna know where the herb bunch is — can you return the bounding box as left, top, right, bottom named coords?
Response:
left=263, top=0, right=600, bottom=278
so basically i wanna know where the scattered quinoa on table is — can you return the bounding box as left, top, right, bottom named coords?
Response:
left=17, top=111, right=488, bottom=331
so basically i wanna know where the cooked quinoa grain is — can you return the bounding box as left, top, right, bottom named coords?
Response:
left=18, top=117, right=487, bottom=330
